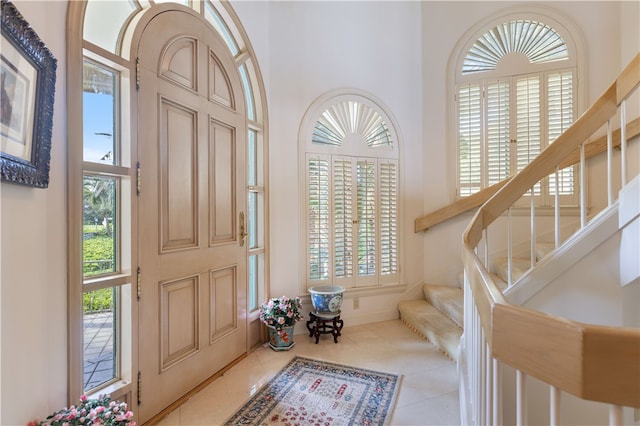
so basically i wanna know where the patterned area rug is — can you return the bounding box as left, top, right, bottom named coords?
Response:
left=224, top=356, right=402, bottom=425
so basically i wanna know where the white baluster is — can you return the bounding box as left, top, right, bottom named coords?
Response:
left=554, top=165, right=560, bottom=249
left=530, top=190, right=535, bottom=268
left=484, top=229, right=489, bottom=269
left=517, top=370, right=527, bottom=426
left=550, top=385, right=561, bottom=425
left=580, top=143, right=586, bottom=228
left=486, top=343, right=493, bottom=425
left=621, top=100, right=627, bottom=187
left=507, top=207, right=512, bottom=286
left=493, top=358, right=502, bottom=426
left=607, top=119, right=613, bottom=206
left=480, top=330, right=487, bottom=425
left=473, top=307, right=479, bottom=425
left=608, top=404, right=623, bottom=426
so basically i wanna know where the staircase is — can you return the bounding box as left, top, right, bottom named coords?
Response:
left=398, top=231, right=562, bottom=360
left=398, top=284, right=463, bottom=360
left=399, top=276, right=508, bottom=360
left=408, top=54, right=640, bottom=424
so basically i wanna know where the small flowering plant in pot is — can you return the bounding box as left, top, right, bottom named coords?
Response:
left=28, top=394, right=136, bottom=426
left=259, top=295, right=303, bottom=351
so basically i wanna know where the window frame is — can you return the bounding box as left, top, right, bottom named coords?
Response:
left=456, top=68, right=579, bottom=206
left=448, top=8, right=586, bottom=206
left=299, top=90, right=403, bottom=293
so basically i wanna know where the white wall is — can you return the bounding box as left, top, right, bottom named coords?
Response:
left=261, top=1, right=426, bottom=325
left=0, top=1, right=68, bottom=424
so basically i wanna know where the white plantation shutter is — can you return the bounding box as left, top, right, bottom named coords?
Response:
left=458, top=84, right=482, bottom=196
left=462, top=20, right=568, bottom=74
left=306, top=155, right=398, bottom=287
left=333, top=158, right=353, bottom=279
left=516, top=75, right=542, bottom=196
left=379, top=161, right=398, bottom=277
left=486, top=80, right=511, bottom=186
left=357, top=160, right=377, bottom=279
left=307, top=156, right=330, bottom=280
left=548, top=71, right=576, bottom=198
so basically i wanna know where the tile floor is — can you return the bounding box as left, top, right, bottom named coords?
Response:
left=154, top=319, right=460, bottom=425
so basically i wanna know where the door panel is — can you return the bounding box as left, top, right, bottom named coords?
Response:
left=210, top=266, right=237, bottom=341
left=160, top=98, right=198, bottom=250
left=160, top=37, right=198, bottom=90
left=136, top=9, right=247, bottom=423
left=160, top=276, right=199, bottom=370
left=210, top=120, right=235, bottom=243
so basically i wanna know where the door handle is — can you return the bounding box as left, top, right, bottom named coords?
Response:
left=239, top=211, right=247, bottom=246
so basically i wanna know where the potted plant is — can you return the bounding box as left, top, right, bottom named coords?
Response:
left=28, top=394, right=135, bottom=426
left=259, top=295, right=303, bottom=351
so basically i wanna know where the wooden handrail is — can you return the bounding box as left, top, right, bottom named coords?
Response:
left=415, top=118, right=640, bottom=233
left=414, top=180, right=508, bottom=233
left=493, top=304, right=640, bottom=407
left=463, top=53, right=640, bottom=409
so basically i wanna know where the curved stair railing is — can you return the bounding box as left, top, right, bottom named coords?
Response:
left=415, top=118, right=639, bottom=233
left=461, top=54, right=640, bottom=425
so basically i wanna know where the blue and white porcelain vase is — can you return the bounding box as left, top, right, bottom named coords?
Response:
left=309, top=285, right=345, bottom=315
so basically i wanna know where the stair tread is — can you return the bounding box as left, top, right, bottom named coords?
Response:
left=489, top=273, right=508, bottom=292
left=536, top=242, right=555, bottom=260
left=422, top=284, right=464, bottom=327
left=398, top=299, right=461, bottom=360
left=494, top=256, right=532, bottom=282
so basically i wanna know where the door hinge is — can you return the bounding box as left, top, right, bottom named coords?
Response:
left=135, top=57, right=140, bottom=91
left=136, top=267, right=142, bottom=301
left=137, top=371, right=142, bottom=405
left=136, top=162, right=141, bottom=196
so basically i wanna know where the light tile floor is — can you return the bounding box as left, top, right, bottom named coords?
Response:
left=155, top=319, right=460, bottom=426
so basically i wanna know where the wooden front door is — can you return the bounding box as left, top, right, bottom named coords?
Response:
left=136, top=8, right=247, bottom=422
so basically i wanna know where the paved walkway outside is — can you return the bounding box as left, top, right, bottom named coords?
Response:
left=84, top=311, right=114, bottom=391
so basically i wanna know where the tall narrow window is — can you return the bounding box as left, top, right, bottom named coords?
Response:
left=302, top=95, right=400, bottom=290
left=82, top=60, right=128, bottom=393
left=455, top=17, right=580, bottom=206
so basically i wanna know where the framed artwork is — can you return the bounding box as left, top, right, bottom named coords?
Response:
left=1, top=0, right=56, bottom=188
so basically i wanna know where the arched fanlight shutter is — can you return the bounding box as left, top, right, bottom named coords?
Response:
left=312, top=100, right=392, bottom=148
left=463, top=20, right=568, bottom=74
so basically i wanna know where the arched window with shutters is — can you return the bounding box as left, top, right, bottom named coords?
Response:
left=300, top=91, right=401, bottom=290
left=453, top=11, right=585, bottom=206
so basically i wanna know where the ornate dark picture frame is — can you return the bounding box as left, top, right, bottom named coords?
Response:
left=1, top=0, right=56, bottom=188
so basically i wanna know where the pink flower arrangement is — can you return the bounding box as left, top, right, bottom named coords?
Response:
left=28, top=395, right=135, bottom=426
left=258, top=295, right=303, bottom=331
